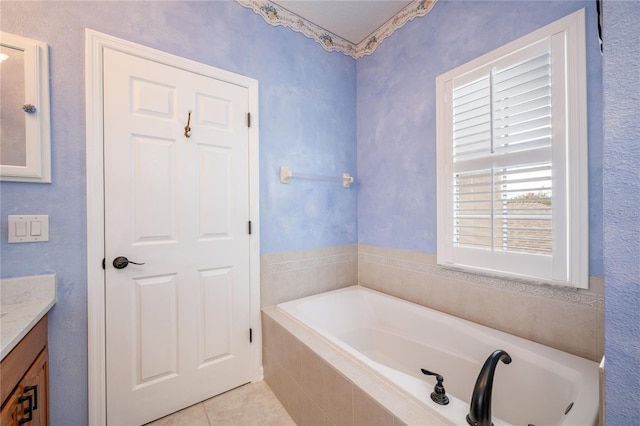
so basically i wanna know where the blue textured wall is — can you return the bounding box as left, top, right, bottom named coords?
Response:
left=2, top=0, right=627, bottom=424
left=603, top=1, right=640, bottom=422
left=0, top=1, right=355, bottom=424
left=356, top=0, right=604, bottom=276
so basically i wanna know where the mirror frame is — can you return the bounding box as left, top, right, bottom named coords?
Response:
left=0, top=32, right=51, bottom=183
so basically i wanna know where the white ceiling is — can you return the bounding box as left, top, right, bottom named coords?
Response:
left=271, top=1, right=413, bottom=44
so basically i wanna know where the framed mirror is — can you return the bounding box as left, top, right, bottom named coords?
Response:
left=0, top=32, right=51, bottom=183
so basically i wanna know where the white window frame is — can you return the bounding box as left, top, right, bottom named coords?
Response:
left=436, top=9, right=588, bottom=288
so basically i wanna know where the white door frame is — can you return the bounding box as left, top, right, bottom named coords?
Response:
left=85, top=29, right=261, bottom=425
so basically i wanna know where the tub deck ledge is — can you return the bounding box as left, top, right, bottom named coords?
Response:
left=262, top=306, right=447, bottom=426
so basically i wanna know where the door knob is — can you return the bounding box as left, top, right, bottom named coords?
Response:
left=112, top=256, right=145, bottom=269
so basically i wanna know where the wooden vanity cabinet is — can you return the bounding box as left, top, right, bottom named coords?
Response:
left=1, top=317, right=49, bottom=426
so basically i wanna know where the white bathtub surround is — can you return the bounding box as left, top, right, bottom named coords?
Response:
left=262, top=244, right=603, bottom=361
left=271, top=286, right=599, bottom=425
left=358, top=244, right=604, bottom=362
left=262, top=308, right=442, bottom=426
left=261, top=244, right=357, bottom=307
left=0, top=274, right=56, bottom=359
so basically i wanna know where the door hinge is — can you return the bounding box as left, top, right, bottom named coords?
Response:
left=102, top=258, right=105, bottom=270
left=249, top=328, right=253, bottom=343
left=248, top=220, right=252, bottom=235
left=247, top=112, right=251, bottom=128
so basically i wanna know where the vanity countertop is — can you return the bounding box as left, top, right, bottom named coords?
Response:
left=1, top=274, right=56, bottom=360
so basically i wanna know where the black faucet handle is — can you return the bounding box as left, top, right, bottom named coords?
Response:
left=421, top=369, right=450, bottom=405
left=420, top=368, right=443, bottom=382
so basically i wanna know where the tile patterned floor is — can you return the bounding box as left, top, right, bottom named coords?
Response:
left=147, top=381, right=296, bottom=426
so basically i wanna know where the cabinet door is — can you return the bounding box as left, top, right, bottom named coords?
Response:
left=20, top=350, right=48, bottom=426
left=0, top=349, right=48, bottom=426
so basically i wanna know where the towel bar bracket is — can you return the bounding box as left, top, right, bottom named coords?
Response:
left=279, top=166, right=354, bottom=188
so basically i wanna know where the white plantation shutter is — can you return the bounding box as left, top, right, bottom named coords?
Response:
left=436, top=10, right=588, bottom=288
left=452, top=44, right=553, bottom=255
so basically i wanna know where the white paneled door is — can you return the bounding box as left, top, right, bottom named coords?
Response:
left=103, top=48, right=252, bottom=425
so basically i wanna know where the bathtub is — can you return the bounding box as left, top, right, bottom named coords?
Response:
left=277, top=285, right=599, bottom=426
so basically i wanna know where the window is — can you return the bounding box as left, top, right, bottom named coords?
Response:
left=436, top=9, right=588, bottom=288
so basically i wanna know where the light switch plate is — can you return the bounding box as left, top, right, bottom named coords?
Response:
left=8, top=215, right=49, bottom=243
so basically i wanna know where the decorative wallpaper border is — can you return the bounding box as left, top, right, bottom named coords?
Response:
left=359, top=252, right=603, bottom=309
left=235, top=0, right=438, bottom=59
left=268, top=253, right=356, bottom=273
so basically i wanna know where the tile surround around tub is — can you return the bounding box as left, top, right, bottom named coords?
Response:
left=261, top=308, right=444, bottom=426
left=261, top=244, right=603, bottom=361
left=261, top=245, right=358, bottom=307
left=261, top=245, right=604, bottom=424
left=358, top=244, right=604, bottom=362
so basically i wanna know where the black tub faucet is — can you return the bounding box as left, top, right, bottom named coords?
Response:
left=467, top=349, right=512, bottom=426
